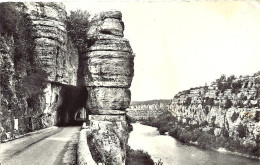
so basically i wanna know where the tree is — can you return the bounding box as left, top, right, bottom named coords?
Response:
left=67, top=10, right=90, bottom=85
left=184, top=97, right=192, bottom=106
left=232, top=80, right=242, bottom=93
left=237, top=124, right=247, bottom=138
left=216, top=74, right=227, bottom=92
left=220, top=74, right=226, bottom=82
left=67, top=10, right=90, bottom=54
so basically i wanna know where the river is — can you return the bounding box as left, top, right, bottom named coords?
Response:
left=128, top=123, right=260, bottom=165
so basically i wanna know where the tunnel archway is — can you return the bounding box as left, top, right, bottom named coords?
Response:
left=74, top=108, right=88, bottom=121
left=56, top=85, right=89, bottom=126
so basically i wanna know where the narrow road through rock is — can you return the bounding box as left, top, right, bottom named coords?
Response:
left=0, top=126, right=80, bottom=165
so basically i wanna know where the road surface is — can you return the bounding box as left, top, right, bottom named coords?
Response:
left=0, top=126, right=80, bottom=165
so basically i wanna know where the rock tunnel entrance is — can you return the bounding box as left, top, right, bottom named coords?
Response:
left=56, top=85, right=89, bottom=126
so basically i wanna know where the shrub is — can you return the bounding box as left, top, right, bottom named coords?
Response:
left=197, top=132, right=216, bottom=149
left=169, top=128, right=179, bottom=138
left=227, top=138, right=242, bottom=151
left=208, top=98, right=215, bottom=106
left=231, top=80, right=242, bottom=93
left=190, top=129, right=201, bottom=142
left=126, top=145, right=154, bottom=165
left=158, top=125, right=171, bottom=135
left=179, top=129, right=193, bottom=143
left=221, top=128, right=229, bottom=138
left=231, top=112, right=239, bottom=122
left=224, top=99, right=233, bottom=109
left=184, top=97, right=192, bottom=106
left=237, top=124, right=247, bottom=138
left=216, top=136, right=228, bottom=148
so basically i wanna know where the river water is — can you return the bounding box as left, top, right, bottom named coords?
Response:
left=128, top=123, right=260, bottom=165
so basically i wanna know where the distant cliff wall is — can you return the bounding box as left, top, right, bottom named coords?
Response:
left=170, top=72, right=260, bottom=154
left=127, top=100, right=171, bottom=120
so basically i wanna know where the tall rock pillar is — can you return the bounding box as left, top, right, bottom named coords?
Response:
left=85, top=11, right=134, bottom=164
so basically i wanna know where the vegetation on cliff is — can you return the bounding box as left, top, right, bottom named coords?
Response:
left=139, top=72, right=260, bottom=158
left=0, top=2, right=48, bottom=138
left=67, top=10, right=90, bottom=86
left=67, top=10, right=90, bottom=54
left=174, top=72, right=260, bottom=109
left=142, top=107, right=260, bottom=157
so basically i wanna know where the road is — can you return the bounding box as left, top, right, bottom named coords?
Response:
left=0, top=126, right=80, bottom=165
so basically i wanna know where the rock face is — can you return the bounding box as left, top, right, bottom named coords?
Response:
left=23, top=2, right=79, bottom=125
left=88, top=115, right=129, bottom=164
left=0, top=2, right=79, bottom=141
left=171, top=72, right=260, bottom=148
left=0, top=4, right=135, bottom=163
left=0, top=35, right=19, bottom=134
left=127, top=100, right=171, bottom=120
left=85, top=11, right=134, bottom=165
left=87, top=87, right=131, bottom=113
left=24, top=2, right=78, bottom=85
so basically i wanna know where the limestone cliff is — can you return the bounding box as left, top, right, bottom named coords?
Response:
left=85, top=11, right=134, bottom=165
left=24, top=2, right=78, bottom=85
left=0, top=2, right=79, bottom=140
left=0, top=35, right=20, bottom=134
left=171, top=72, right=260, bottom=153
left=23, top=2, right=79, bottom=121
left=1, top=3, right=135, bottom=164
left=127, top=100, right=171, bottom=120
left=0, top=4, right=135, bottom=164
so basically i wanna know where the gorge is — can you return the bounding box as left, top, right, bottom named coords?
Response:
left=1, top=1, right=260, bottom=164
left=0, top=2, right=134, bottom=164
left=130, top=72, right=260, bottom=159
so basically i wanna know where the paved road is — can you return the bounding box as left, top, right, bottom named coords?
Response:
left=0, top=126, right=80, bottom=165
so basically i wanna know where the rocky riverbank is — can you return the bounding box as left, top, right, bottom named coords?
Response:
left=138, top=72, right=260, bottom=158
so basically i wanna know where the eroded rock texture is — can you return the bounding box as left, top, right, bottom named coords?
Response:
left=0, top=2, right=79, bottom=140
left=171, top=73, right=260, bottom=149
left=85, top=11, right=134, bottom=165
left=88, top=115, right=129, bottom=164
left=0, top=35, right=19, bottom=134
left=24, top=2, right=78, bottom=85
left=127, top=100, right=172, bottom=120
left=23, top=2, right=79, bottom=125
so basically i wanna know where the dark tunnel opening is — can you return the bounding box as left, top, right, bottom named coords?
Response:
left=56, top=85, right=89, bottom=126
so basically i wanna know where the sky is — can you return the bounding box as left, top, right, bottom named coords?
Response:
left=64, top=0, right=260, bottom=101
left=3, top=0, right=260, bottom=101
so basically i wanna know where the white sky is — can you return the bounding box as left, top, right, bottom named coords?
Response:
left=64, top=0, right=260, bottom=101
left=3, top=0, right=260, bottom=101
